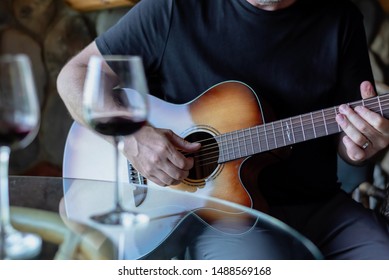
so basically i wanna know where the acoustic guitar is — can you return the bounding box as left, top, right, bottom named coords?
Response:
left=63, top=80, right=389, bottom=213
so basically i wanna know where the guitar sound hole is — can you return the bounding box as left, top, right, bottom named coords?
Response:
left=185, top=131, right=219, bottom=182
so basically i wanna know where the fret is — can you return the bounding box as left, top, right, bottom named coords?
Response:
left=217, top=134, right=226, bottom=163
left=299, top=115, right=306, bottom=141
left=278, top=121, right=287, bottom=146
left=232, top=132, right=240, bottom=161
left=227, top=131, right=238, bottom=158
left=363, top=98, right=380, bottom=116
left=286, top=118, right=296, bottom=144
left=256, top=125, right=267, bottom=152
left=302, top=114, right=315, bottom=140
left=263, top=124, right=270, bottom=151
left=312, top=111, right=327, bottom=138
left=254, top=126, right=263, bottom=153
left=321, top=109, right=328, bottom=135
left=241, top=129, right=249, bottom=157
left=289, top=117, right=296, bottom=144
left=247, top=128, right=255, bottom=155
left=327, top=106, right=341, bottom=134
left=273, top=121, right=284, bottom=148
left=215, top=134, right=225, bottom=163
left=239, top=131, right=246, bottom=157
left=336, top=106, right=341, bottom=132
left=336, top=106, right=342, bottom=132
left=378, top=97, right=383, bottom=116
left=291, top=116, right=303, bottom=143
left=225, top=132, right=233, bottom=160
left=271, top=123, right=278, bottom=148
left=281, top=121, right=290, bottom=145
left=266, top=123, right=277, bottom=150
left=310, top=112, right=317, bottom=138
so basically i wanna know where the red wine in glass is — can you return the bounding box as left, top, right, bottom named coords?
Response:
left=0, top=121, right=34, bottom=147
left=90, top=116, right=146, bottom=136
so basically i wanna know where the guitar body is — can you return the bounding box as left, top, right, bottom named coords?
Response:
left=63, top=81, right=281, bottom=213
left=62, top=80, right=388, bottom=259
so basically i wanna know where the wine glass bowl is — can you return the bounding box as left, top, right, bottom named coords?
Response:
left=0, top=54, right=42, bottom=259
left=88, top=88, right=147, bottom=136
left=82, top=55, right=149, bottom=226
left=0, top=55, right=40, bottom=150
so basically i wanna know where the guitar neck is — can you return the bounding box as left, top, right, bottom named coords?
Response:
left=217, top=94, right=389, bottom=163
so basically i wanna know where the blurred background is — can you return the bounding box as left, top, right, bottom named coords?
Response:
left=0, top=0, right=139, bottom=176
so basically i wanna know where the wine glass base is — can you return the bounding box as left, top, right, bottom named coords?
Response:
left=2, top=231, right=42, bottom=260
left=91, top=209, right=150, bottom=226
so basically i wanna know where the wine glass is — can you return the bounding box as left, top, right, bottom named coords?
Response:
left=83, top=55, right=149, bottom=226
left=0, top=54, right=42, bottom=259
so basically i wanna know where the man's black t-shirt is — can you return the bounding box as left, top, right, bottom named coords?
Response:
left=95, top=0, right=374, bottom=204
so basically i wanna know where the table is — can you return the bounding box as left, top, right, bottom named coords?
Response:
left=9, top=176, right=323, bottom=260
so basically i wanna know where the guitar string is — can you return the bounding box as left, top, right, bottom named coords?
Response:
left=180, top=98, right=389, bottom=167
left=190, top=100, right=389, bottom=155
left=191, top=129, right=389, bottom=166
left=194, top=110, right=389, bottom=160
left=190, top=97, right=389, bottom=150
left=189, top=102, right=389, bottom=165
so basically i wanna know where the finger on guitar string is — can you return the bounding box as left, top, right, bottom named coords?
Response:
left=124, top=126, right=197, bottom=186
left=337, top=103, right=389, bottom=151
left=166, top=129, right=201, bottom=171
left=354, top=106, right=389, bottom=147
left=336, top=108, right=371, bottom=150
left=140, top=151, right=190, bottom=186
left=360, top=80, right=376, bottom=99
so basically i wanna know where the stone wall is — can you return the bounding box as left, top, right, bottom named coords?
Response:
left=0, top=0, right=133, bottom=176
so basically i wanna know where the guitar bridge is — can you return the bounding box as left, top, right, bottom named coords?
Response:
left=127, top=161, right=147, bottom=185
left=127, top=161, right=148, bottom=207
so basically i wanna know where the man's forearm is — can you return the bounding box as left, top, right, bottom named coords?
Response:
left=57, top=61, right=89, bottom=126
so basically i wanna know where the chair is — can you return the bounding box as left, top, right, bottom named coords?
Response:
left=338, top=154, right=389, bottom=220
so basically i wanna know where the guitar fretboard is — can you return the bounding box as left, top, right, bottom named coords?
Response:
left=217, top=94, right=389, bottom=163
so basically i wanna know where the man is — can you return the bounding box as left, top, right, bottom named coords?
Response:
left=57, top=0, right=389, bottom=259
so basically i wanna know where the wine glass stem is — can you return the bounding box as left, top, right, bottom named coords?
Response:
left=114, top=136, right=124, bottom=211
left=0, top=146, right=11, bottom=233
